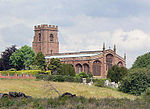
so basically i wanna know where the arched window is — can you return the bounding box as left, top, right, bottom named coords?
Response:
left=39, top=33, right=41, bottom=41
left=83, top=63, right=90, bottom=74
left=117, top=61, right=123, bottom=67
left=76, top=64, right=82, bottom=74
left=93, top=60, right=101, bottom=76
left=106, top=54, right=113, bottom=70
left=50, top=34, right=54, bottom=41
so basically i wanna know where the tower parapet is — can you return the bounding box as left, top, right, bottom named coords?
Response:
left=32, top=24, right=59, bottom=56
left=34, top=24, right=58, bottom=31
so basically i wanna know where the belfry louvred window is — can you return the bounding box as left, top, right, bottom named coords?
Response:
left=39, top=33, right=41, bottom=41
left=50, top=34, right=54, bottom=41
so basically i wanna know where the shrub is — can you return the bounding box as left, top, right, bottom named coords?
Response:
left=76, top=72, right=88, bottom=78
left=142, top=87, right=150, bottom=102
left=87, top=73, right=93, bottom=78
left=119, top=68, right=150, bottom=95
left=47, top=75, right=65, bottom=82
left=63, top=75, right=74, bottom=82
left=61, top=64, right=75, bottom=76
left=107, top=65, right=128, bottom=83
left=0, top=70, right=51, bottom=76
left=93, top=79, right=108, bottom=87
left=73, top=72, right=88, bottom=82
left=36, top=74, right=48, bottom=80
left=73, top=75, right=82, bottom=82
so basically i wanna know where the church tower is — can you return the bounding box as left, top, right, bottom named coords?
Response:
left=32, top=24, right=59, bottom=56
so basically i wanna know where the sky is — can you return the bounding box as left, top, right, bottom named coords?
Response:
left=0, top=0, right=150, bottom=68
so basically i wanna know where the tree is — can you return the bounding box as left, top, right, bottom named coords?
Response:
left=0, top=58, right=3, bottom=71
left=0, top=45, right=17, bottom=70
left=33, top=52, right=46, bottom=70
left=61, top=64, right=75, bottom=76
left=107, top=65, right=128, bottom=83
left=119, top=68, right=150, bottom=95
left=10, top=45, right=35, bottom=70
left=48, top=58, right=62, bottom=75
left=132, top=52, right=150, bottom=69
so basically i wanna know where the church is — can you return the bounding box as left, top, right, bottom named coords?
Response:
left=32, top=24, right=126, bottom=78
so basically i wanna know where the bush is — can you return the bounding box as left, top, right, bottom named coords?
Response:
left=73, top=72, right=88, bottom=82
left=76, top=72, right=88, bottom=78
left=73, top=75, right=82, bottom=82
left=61, top=64, right=75, bottom=76
left=119, top=68, right=150, bottom=95
left=94, top=79, right=108, bottom=87
left=0, top=70, right=51, bottom=76
left=63, top=75, right=74, bottom=82
left=87, top=73, right=93, bottom=78
left=107, top=65, right=128, bottom=83
left=47, top=75, right=65, bottom=82
left=142, top=87, right=150, bottom=102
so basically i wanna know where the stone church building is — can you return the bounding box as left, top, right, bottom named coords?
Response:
left=32, top=24, right=126, bottom=78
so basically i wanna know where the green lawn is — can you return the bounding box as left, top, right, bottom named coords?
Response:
left=0, top=79, right=136, bottom=100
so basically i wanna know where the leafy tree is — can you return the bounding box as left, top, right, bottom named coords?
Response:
left=48, top=58, right=62, bottom=75
left=0, top=45, right=17, bottom=70
left=0, top=58, right=3, bottom=71
left=119, top=68, right=150, bottom=95
left=10, top=45, right=35, bottom=70
left=33, top=52, right=46, bottom=70
left=132, top=52, right=150, bottom=69
left=107, top=65, right=128, bottom=83
left=61, top=64, right=75, bottom=76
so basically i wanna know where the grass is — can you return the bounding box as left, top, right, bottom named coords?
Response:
left=0, top=79, right=136, bottom=100
left=0, top=96, right=149, bottom=109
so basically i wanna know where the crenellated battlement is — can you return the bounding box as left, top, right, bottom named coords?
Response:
left=34, top=24, right=58, bottom=31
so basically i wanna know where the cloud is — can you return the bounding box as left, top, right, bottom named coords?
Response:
left=111, top=29, right=150, bottom=52
left=0, top=0, right=150, bottom=69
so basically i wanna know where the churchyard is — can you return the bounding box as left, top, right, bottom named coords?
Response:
left=1, top=45, right=150, bottom=108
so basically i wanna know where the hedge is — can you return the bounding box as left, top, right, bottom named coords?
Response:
left=0, top=70, right=51, bottom=76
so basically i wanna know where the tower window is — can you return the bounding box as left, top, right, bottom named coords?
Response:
left=39, top=33, right=41, bottom=41
left=50, top=34, right=54, bottom=41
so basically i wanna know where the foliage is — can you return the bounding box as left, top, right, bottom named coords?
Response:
left=10, top=45, right=35, bottom=70
left=132, top=52, right=150, bottom=69
left=48, top=58, right=62, bottom=75
left=93, top=79, right=107, bottom=87
left=33, top=52, right=46, bottom=71
left=0, top=58, right=3, bottom=71
left=0, top=96, right=149, bottom=109
left=0, top=45, right=17, bottom=70
left=8, top=68, right=17, bottom=71
left=142, top=87, right=150, bottom=103
left=76, top=72, right=88, bottom=78
left=61, top=64, right=75, bottom=76
left=0, top=70, right=51, bottom=76
left=29, top=65, right=40, bottom=70
left=107, top=65, right=128, bottom=83
left=47, top=75, right=65, bottom=82
left=87, top=73, right=93, bottom=78
left=37, top=74, right=75, bottom=82
left=73, top=72, right=88, bottom=82
left=119, top=68, right=150, bottom=95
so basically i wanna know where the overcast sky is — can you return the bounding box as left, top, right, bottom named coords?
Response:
left=0, top=0, right=150, bottom=68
